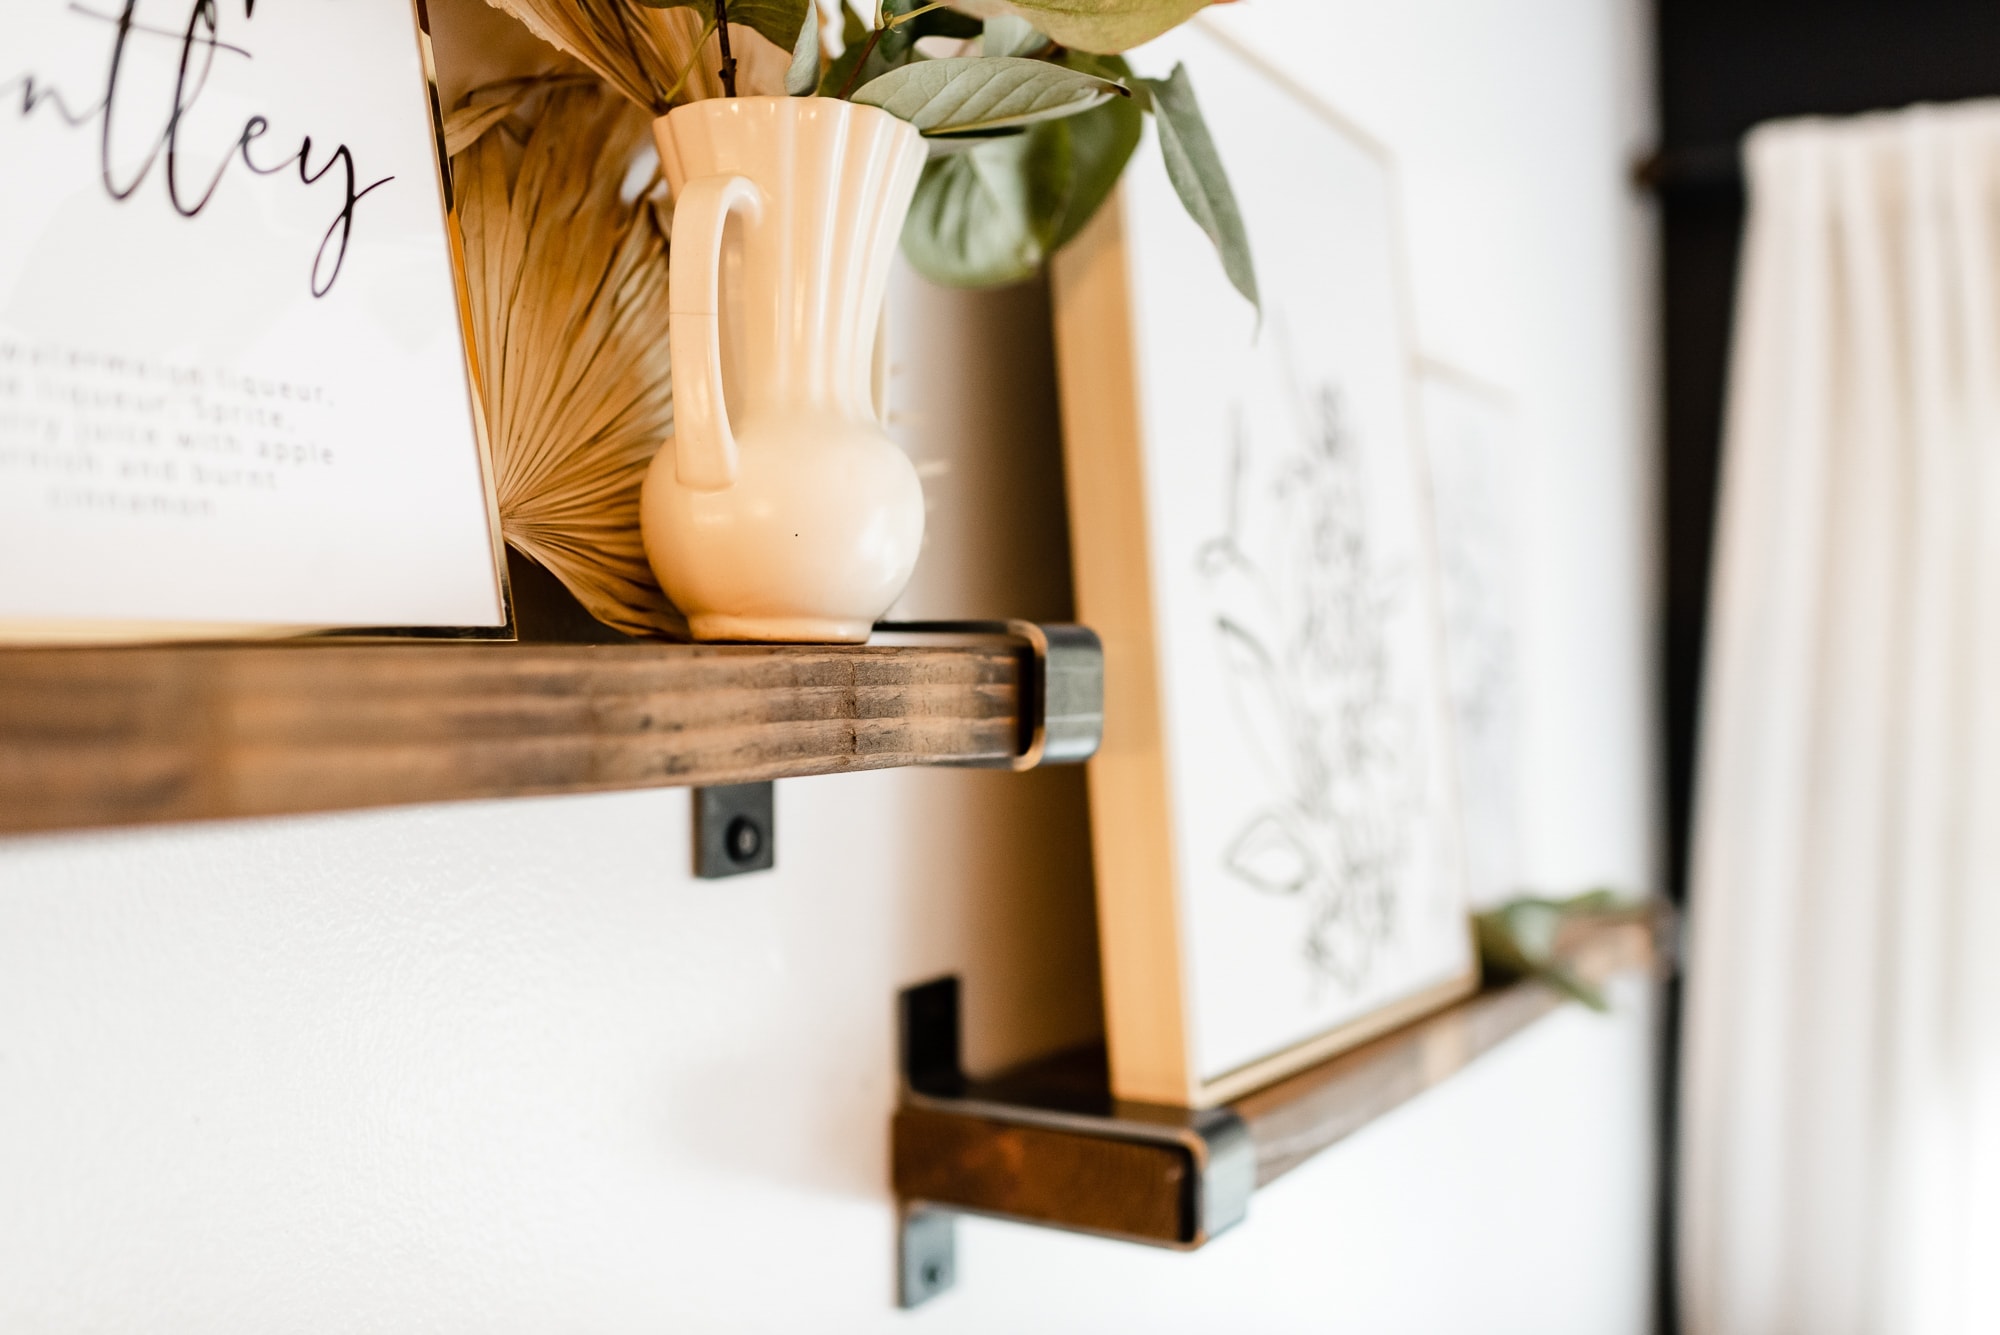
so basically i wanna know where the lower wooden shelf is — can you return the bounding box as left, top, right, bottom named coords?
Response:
left=890, top=908, right=1670, bottom=1303
left=0, top=624, right=1102, bottom=836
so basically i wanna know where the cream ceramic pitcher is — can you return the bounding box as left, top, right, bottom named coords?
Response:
left=642, top=97, right=928, bottom=643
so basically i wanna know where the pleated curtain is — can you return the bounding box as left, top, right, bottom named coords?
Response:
left=1681, top=102, right=2000, bottom=1335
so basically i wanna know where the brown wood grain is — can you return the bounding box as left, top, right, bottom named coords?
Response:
left=1236, top=977, right=1566, bottom=1185
left=893, top=1106, right=1194, bottom=1245
left=889, top=913, right=1669, bottom=1247
left=0, top=640, right=1025, bottom=835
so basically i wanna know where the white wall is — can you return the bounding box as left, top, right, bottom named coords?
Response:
left=0, top=2, right=1661, bottom=1330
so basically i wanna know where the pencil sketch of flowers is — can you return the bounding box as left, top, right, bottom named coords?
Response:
left=1197, top=373, right=1424, bottom=994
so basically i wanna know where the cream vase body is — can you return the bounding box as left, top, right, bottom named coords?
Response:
left=643, top=98, right=927, bottom=643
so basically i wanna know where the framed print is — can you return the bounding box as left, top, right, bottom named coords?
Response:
left=0, top=0, right=509, bottom=641
left=1418, top=361, right=1525, bottom=910
left=1052, top=20, right=1474, bottom=1107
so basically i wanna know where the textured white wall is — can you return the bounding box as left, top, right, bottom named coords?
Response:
left=0, top=1, right=1661, bottom=1330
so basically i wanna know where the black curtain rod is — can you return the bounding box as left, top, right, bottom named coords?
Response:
left=1633, top=143, right=1745, bottom=194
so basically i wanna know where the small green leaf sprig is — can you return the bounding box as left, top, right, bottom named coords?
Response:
left=638, top=0, right=1257, bottom=312
left=1474, top=889, right=1643, bottom=1013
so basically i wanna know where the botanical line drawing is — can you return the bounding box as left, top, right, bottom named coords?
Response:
left=1423, top=383, right=1523, bottom=903
left=1196, top=364, right=1425, bottom=995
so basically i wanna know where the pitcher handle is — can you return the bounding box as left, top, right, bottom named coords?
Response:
left=668, top=174, right=765, bottom=492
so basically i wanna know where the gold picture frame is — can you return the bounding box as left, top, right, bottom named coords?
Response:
left=1051, top=20, right=1477, bottom=1108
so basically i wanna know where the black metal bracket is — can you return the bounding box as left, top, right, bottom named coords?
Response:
left=891, top=977, right=1254, bottom=1308
left=886, top=914, right=1673, bottom=1310
left=686, top=621, right=1098, bottom=885
left=692, top=782, right=775, bottom=879
left=897, top=1204, right=958, bottom=1309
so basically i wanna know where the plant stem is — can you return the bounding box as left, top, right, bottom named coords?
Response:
left=714, top=0, right=738, bottom=97
left=832, top=1, right=947, bottom=101
left=884, top=0, right=948, bottom=26
left=836, top=24, right=886, bottom=99
left=662, top=16, right=720, bottom=106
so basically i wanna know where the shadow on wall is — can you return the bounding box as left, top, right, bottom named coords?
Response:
left=653, top=765, right=1102, bottom=1204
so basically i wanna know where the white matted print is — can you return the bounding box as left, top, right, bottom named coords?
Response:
left=1420, top=363, right=1525, bottom=910
left=0, top=0, right=506, bottom=640
left=1054, top=20, right=1473, bottom=1107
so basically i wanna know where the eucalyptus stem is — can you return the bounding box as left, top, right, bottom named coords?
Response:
left=714, top=0, right=738, bottom=97
left=836, top=25, right=887, bottom=99
left=834, top=2, right=951, bottom=101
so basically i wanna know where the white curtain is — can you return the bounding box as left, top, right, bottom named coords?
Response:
left=1682, top=102, right=2000, bottom=1335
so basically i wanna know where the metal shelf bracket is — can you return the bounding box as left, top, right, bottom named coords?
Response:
left=877, top=621, right=1104, bottom=771
left=693, top=782, right=775, bottom=879
left=891, top=977, right=1254, bottom=1307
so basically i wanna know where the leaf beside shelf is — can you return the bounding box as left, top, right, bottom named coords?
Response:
left=1136, top=62, right=1259, bottom=315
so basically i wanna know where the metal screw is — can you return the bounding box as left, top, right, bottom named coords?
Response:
left=921, top=1261, right=944, bottom=1290
left=725, top=815, right=763, bottom=864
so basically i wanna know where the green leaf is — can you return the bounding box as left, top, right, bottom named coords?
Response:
left=819, top=2, right=903, bottom=96
left=1473, top=889, right=1630, bottom=1013
left=840, top=1, right=867, bottom=44
left=1061, top=50, right=1135, bottom=84
left=858, top=0, right=981, bottom=65
left=853, top=56, right=1124, bottom=136
left=632, top=0, right=815, bottom=54
left=922, top=127, right=1030, bottom=154
left=912, top=7, right=985, bottom=39
left=901, top=92, right=1141, bottom=286
left=786, top=4, right=821, bottom=94
left=1135, top=62, right=1258, bottom=314
left=982, top=15, right=1046, bottom=57
left=902, top=129, right=1055, bottom=287
left=947, top=0, right=1208, bottom=54
left=1043, top=89, right=1142, bottom=248
left=875, top=0, right=925, bottom=64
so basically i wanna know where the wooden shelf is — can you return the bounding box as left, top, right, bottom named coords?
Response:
left=0, top=627, right=1098, bottom=837
left=892, top=910, right=1671, bottom=1259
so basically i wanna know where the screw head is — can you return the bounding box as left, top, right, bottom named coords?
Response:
left=724, top=815, right=763, bottom=864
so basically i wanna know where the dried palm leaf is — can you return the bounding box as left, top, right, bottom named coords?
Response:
left=481, top=0, right=790, bottom=111
left=454, top=78, right=687, bottom=638
left=442, top=70, right=596, bottom=157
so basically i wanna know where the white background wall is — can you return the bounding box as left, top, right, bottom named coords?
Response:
left=0, top=1, right=1662, bottom=1330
